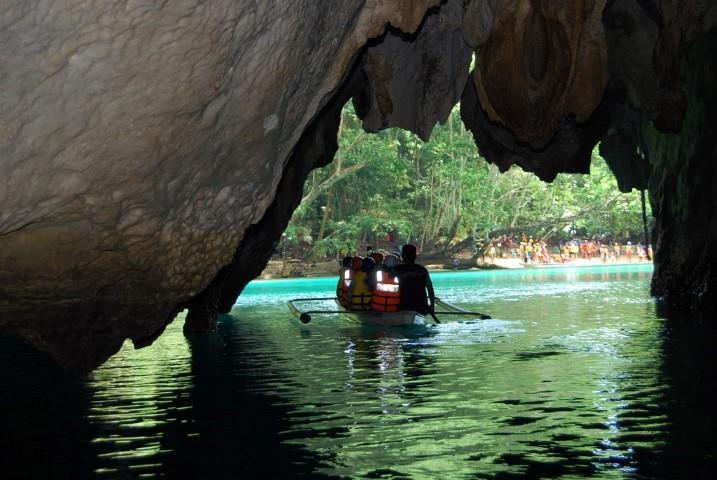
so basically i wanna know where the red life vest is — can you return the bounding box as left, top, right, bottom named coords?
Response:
left=371, top=269, right=400, bottom=312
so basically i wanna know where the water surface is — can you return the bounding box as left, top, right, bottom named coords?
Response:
left=2, top=264, right=715, bottom=479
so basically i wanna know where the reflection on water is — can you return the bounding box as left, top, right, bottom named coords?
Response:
left=1, top=264, right=715, bottom=478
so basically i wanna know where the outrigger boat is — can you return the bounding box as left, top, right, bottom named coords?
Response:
left=288, top=297, right=490, bottom=326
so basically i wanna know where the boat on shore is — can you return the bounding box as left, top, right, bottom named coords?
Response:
left=288, top=297, right=489, bottom=326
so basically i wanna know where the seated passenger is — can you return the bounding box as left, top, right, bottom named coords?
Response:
left=349, top=257, right=374, bottom=311
left=336, top=256, right=353, bottom=307
left=371, top=254, right=400, bottom=312
left=342, top=256, right=362, bottom=307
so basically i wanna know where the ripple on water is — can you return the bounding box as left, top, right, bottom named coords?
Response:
left=4, top=265, right=714, bottom=478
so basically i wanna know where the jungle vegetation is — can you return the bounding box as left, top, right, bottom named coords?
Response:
left=283, top=103, right=651, bottom=258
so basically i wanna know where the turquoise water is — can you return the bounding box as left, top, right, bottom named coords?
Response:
left=2, top=264, right=716, bottom=478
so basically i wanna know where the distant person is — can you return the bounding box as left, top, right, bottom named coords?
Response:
left=488, top=244, right=496, bottom=263
left=393, top=244, right=435, bottom=314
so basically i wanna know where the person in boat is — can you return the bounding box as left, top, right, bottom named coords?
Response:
left=342, top=256, right=362, bottom=307
left=348, top=256, right=374, bottom=311
left=393, top=244, right=435, bottom=315
left=371, top=253, right=400, bottom=312
left=370, top=251, right=384, bottom=268
left=365, top=251, right=384, bottom=290
left=336, top=256, right=353, bottom=307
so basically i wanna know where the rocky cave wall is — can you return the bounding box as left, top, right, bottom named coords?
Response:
left=1, top=0, right=716, bottom=369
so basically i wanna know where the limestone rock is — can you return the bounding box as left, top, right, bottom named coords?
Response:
left=0, top=0, right=447, bottom=370
left=2, top=0, right=717, bottom=370
left=645, top=32, right=717, bottom=318
left=472, top=0, right=609, bottom=148
left=356, top=0, right=473, bottom=140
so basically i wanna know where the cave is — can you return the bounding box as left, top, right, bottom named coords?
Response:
left=1, top=1, right=716, bottom=371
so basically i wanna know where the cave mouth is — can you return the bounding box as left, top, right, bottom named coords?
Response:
left=1, top=1, right=715, bottom=373
left=184, top=2, right=717, bottom=343
left=275, top=100, right=654, bottom=274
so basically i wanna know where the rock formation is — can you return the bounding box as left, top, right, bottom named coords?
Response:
left=1, top=0, right=716, bottom=369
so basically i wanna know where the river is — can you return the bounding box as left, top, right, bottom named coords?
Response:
left=1, top=264, right=715, bottom=479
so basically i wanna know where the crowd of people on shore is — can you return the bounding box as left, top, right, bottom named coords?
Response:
left=478, top=234, right=653, bottom=265
left=337, top=244, right=434, bottom=314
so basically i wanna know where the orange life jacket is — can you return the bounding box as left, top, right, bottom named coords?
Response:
left=371, top=268, right=400, bottom=312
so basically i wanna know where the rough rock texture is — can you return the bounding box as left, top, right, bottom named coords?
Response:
left=598, top=99, right=651, bottom=193
left=355, top=0, right=473, bottom=140
left=646, top=32, right=717, bottom=317
left=184, top=59, right=369, bottom=332
left=460, top=72, right=610, bottom=182
left=185, top=0, right=473, bottom=333
left=2, top=0, right=717, bottom=369
left=459, top=0, right=612, bottom=181
left=472, top=0, right=609, bottom=148
left=0, top=0, right=448, bottom=370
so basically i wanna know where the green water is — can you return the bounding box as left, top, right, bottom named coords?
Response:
left=2, top=264, right=716, bottom=478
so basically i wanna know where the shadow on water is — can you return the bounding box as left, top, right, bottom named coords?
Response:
left=0, top=336, right=95, bottom=479
left=156, top=314, right=336, bottom=479
left=634, top=307, right=717, bottom=478
left=0, top=316, right=338, bottom=479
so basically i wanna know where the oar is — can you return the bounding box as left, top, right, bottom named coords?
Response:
left=428, top=312, right=441, bottom=324
left=434, top=298, right=491, bottom=319
left=433, top=311, right=491, bottom=320
left=289, top=297, right=340, bottom=302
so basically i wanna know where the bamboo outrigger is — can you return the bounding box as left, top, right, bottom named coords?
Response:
left=288, top=297, right=490, bottom=325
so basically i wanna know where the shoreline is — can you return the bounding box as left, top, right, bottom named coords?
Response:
left=259, top=257, right=654, bottom=280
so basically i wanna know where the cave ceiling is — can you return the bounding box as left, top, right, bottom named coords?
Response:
left=1, top=0, right=716, bottom=369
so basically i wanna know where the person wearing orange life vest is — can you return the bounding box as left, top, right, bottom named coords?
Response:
left=336, top=256, right=353, bottom=307
left=371, top=254, right=400, bottom=312
left=348, top=256, right=374, bottom=311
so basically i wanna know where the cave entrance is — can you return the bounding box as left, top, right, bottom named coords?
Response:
left=273, top=102, right=653, bottom=276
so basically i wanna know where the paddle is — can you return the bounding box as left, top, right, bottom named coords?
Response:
left=433, top=298, right=491, bottom=319
left=428, top=311, right=441, bottom=324
left=432, top=311, right=491, bottom=320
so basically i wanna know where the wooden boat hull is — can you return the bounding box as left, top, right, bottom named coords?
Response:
left=338, top=308, right=427, bottom=326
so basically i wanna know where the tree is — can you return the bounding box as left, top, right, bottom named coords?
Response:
left=284, top=103, right=652, bottom=259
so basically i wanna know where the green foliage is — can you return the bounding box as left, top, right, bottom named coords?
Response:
left=285, top=103, right=651, bottom=258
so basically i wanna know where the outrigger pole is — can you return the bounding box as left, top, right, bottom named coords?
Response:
left=288, top=297, right=491, bottom=324
left=287, top=297, right=339, bottom=323
left=434, top=298, right=491, bottom=319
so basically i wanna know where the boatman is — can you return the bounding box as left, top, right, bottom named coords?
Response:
left=393, top=244, right=435, bottom=315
